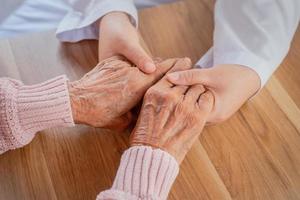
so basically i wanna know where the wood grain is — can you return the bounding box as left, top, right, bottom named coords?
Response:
left=0, top=0, right=299, bottom=199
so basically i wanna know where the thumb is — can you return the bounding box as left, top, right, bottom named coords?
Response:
left=167, top=68, right=212, bottom=86
left=122, top=44, right=156, bottom=74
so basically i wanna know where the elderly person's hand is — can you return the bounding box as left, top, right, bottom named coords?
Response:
left=97, top=58, right=213, bottom=200
left=68, top=56, right=177, bottom=130
left=130, top=58, right=214, bottom=163
left=98, top=12, right=156, bottom=73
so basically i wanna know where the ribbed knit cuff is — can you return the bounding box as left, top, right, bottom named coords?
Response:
left=97, top=146, right=179, bottom=200
left=0, top=75, right=74, bottom=154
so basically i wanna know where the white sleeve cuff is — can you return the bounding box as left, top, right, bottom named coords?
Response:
left=196, top=48, right=278, bottom=87
left=56, top=0, right=137, bottom=42
left=213, top=51, right=278, bottom=87
left=195, top=47, right=214, bottom=69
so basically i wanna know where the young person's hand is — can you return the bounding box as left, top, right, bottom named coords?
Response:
left=68, top=56, right=178, bottom=130
left=130, top=58, right=214, bottom=163
left=167, top=64, right=261, bottom=123
left=98, top=12, right=156, bottom=73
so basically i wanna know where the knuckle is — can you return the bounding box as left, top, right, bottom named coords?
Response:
left=200, top=92, right=213, bottom=104
left=186, top=114, right=198, bottom=127
left=197, top=84, right=206, bottom=91
left=145, top=87, right=161, bottom=99
left=183, top=57, right=192, bottom=67
left=174, top=102, right=189, bottom=117
left=161, top=92, right=178, bottom=103
left=129, top=66, right=141, bottom=75
left=174, top=102, right=185, bottom=115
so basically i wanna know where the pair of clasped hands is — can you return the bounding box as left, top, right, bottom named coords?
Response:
left=68, top=12, right=261, bottom=163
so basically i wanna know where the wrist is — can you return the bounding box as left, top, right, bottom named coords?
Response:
left=236, top=64, right=260, bottom=88
left=242, top=65, right=261, bottom=96
left=100, top=11, right=130, bottom=28
left=130, top=137, right=180, bottom=163
left=216, top=64, right=261, bottom=95
left=67, top=81, right=81, bottom=124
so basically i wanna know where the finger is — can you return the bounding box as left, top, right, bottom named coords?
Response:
left=171, top=85, right=189, bottom=95
left=93, top=55, right=129, bottom=73
left=156, top=57, right=193, bottom=88
left=122, top=44, right=156, bottom=73
left=149, top=58, right=178, bottom=82
left=174, top=91, right=214, bottom=153
left=167, top=57, right=192, bottom=74
left=184, top=84, right=206, bottom=102
left=104, top=112, right=132, bottom=132
left=165, top=57, right=192, bottom=88
left=167, top=68, right=212, bottom=86
left=197, top=90, right=214, bottom=116
left=153, top=57, right=163, bottom=64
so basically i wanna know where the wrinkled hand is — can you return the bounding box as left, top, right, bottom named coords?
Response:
left=167, top=64, right=261, bottom=123
left=98, top=11, right=156, bottom=73
left=68, top=56, right=178, bottom=130
left=130, top=58, right=214, bottom=163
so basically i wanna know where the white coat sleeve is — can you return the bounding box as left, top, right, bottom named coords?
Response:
left=56, top=0, right=137, bottom=42
left=197, top=0, right=300, bottom=86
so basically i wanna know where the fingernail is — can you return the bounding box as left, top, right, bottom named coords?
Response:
left=167, top=73, right=179, bottom=81
left=144, top=62, right=156, bottom=73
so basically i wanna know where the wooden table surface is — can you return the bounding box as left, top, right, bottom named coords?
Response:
left=0, top=0, right=300, bottom=199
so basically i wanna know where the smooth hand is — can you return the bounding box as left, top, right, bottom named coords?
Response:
left=167, top=64, right=261, bottom=123
left=68, top=56, right=178, bottom=130
left=130, top=58, right=214, bottom=163
left=98, top=12, right=156, bottom=73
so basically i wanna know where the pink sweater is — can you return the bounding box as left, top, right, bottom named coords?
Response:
left=0, top=76, right=179, bottom=200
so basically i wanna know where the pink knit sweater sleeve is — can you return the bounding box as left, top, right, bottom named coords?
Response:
left=0, top=75, right=75, bottom=154
left=97, top=146, right=179, bottom=200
